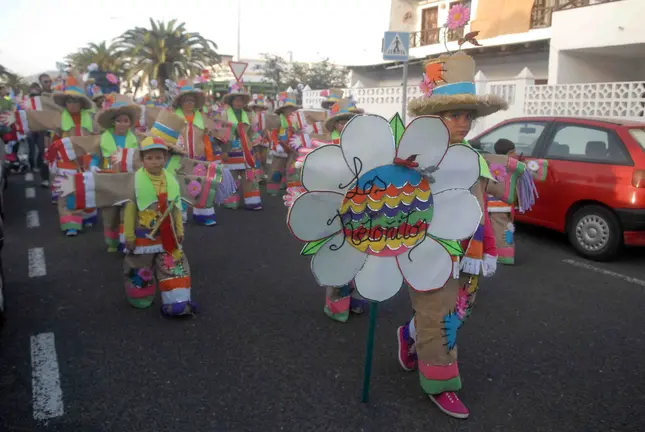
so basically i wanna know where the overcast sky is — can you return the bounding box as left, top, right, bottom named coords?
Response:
left=0, top=0, right=391, bottom=76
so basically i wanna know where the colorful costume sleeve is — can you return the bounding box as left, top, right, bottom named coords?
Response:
left=482, top=196, right=497, bottom=257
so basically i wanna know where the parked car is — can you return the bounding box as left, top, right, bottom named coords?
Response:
left=470, top=117, right=645, bottom=261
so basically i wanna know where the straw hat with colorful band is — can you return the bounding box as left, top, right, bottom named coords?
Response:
left=248, top=94, right=269, bottom=110
left=323, top=98, right=360, bottom=133
left=53, top=72, right=93, bottom=110
left=97, top=94, right=142, bottom=129
left=320, top=88, right=344, bottom=109
left=223, top=81, right=251, bottom=106
left=141, top=110, right=188, bottom=155
left=408, top=51, right=507, bottom=118
left=274, top=91, right=301, bottom=115
left=172, top=79, right=206, bottom=110
left=89, top=85, right=104, bottom=101
left=139, top=136, right=169, bottom=152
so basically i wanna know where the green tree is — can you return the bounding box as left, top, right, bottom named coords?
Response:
left=255, top=54, right=289, bottom=90
left=65, top=41, right=123, bottom=72
left=1, top=72, right=28, bottom=95
left=114, top=18, right=220, bottom=96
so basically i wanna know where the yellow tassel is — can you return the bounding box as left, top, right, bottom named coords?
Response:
left=172, top=249, right=183, bottom=261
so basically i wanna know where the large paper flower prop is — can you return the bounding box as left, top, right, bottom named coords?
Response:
left=286, top=115, right=483, bottom=302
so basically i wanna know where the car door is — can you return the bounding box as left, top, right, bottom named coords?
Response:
left=530, top=122, right=633, bottom=231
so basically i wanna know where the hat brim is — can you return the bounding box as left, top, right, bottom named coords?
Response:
left=274, top=104, right=302, bottom=115
left=142, top=131, right=187, bottom=156
left=407, top=94, right=508, bottom=118
left=223, top=93, right=252, bottom=106
left=324, top=112, right=356, bottom=133
left=172, top=90, right=206, bottom=110
left=97, top=105, right=142, bottom=129
left=321, top=101, right=336, bottom=109
left=248, top=104, right=269, bottom=110
left=53, top=92, right=93, bottom=111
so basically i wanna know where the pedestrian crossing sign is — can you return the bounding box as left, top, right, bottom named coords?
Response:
left=382, top=31, right=410, bottom=61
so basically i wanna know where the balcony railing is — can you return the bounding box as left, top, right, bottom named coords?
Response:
left=411, top=28, right=440, bottom=48
left=531, top=0, right=625, bottom=29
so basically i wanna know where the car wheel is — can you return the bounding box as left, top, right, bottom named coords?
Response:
left=568, top=205, right=622, bottom=261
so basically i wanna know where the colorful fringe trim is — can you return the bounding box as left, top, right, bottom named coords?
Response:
left=461, top=223, right=484, bottom=275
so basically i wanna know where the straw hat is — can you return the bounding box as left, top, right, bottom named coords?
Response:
left=53, top=72, right=93, bottom=110
left=320, top=88, right=344, bottom=109
left=248, top=94, right=269, bottom=110
left=222, top=81, right=251, bottom=106
left=323, top=98, right=361, bottom=133
left=408, top=51, right=508, bottom=118
left=142, top=110, right=188, bottom=155
left=274, top=91, right=301, bottom=115
left=171, top=79, right=206, bottom=110
left=97, top=94, right=142, bottom=129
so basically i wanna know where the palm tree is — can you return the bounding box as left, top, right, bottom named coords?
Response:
left=65, top=41, right=123, bottom=72
left=1, top=72, right=28, bottom=95
left=114, top=18, right=220, bottom=96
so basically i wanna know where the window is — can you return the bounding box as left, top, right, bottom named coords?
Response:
left=629, top=129, right=645, bottom=152
left=420, top=7, right=439, bottom=45
left=475, top=122, right=547, bottom=156
left=546, top=124, right=631, bottom=164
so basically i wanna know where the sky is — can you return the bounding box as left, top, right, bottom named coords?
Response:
left=0, top=0, right=391, bottom=76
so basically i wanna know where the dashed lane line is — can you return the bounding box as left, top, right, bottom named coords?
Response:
left=25, top=187, right=35, bottom=199
left=31, top=333, right=64, bottom=421
left=26, top=210, right=40, bottom=228
left=28, top=248, right=47, bottom=278
left=562, top=259, right=645, bottom=287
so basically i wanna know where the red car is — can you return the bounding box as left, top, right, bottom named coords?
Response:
left=470, top=117, right=645, bottom=261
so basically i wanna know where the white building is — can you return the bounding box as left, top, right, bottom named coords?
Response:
left=346, top=0, right=643, bottom=87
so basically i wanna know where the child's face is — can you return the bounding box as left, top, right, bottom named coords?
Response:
left=334, top=119, right=348, bottom=132
left=508, top=149, right=517, bottom=158
left=114, top=114, right=132, bottom=134
left=142, top=149, right=167, bottom=175
left=66, top=97, right=82, bottom=114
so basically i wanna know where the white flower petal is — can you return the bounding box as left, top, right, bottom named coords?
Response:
left=311, top=233, right=367, bottom=287
left=396, top=116, right=449, bottom=170
left=397, top=238, right=452, bottom=292
left=429, top=189, right=482, bottom=240
left=301, top=145, right=355, bottom=193
left=341, top=115, right=395, bottom=175
left=433, top=144, right=480, bottom=193
left=287, top=191, right=344, bottom=242
left=354, top=255, right=403, bottom=302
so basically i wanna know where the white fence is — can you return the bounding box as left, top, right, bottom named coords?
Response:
left=302, top=70, right=645, bottom=136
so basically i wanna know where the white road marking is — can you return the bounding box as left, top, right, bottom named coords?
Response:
left=28, top=248, right=47, bottom=278
left=26, top=210, right=40, bottom=228
left=562, top=259, right=645, bottom=287
left=26, top=187, right=36, bottom=198
left=25, top=172, right=34, bottom=182
left=31, top=333, right=64, bottom=421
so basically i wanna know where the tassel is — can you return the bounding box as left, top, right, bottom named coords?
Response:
left=516, top=168, right=538, bottom=213
left=215, top=168, right=237, bottom=205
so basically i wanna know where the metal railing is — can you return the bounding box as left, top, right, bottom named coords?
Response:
left=531, top=0, right=625, bottom=29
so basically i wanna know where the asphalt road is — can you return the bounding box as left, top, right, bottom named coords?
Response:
left=1, top=172, right=645, bottom=432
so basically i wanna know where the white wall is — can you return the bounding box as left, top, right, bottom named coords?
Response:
left=549, top=0, right=645, bottom=84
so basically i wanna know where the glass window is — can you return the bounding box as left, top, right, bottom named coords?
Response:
left=546, top=125, right=630, bottom=164
left=476, top=122, right=546, bottom=156
left=629, top=129, right=645, bottom=152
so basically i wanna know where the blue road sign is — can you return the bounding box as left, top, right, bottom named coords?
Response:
left=382, top=31, right=410, bottom=61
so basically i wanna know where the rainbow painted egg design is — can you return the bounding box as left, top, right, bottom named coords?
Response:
left=339, top=165, right=433, bottom=256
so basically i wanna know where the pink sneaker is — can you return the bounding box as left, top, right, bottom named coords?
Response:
left=429, top=392, right=469, bottom=419
left=396, top=325, right=417, bottom=371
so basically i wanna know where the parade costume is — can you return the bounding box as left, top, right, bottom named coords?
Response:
left=95, top=94, right=142, bottom=251
left=53, top=135, right=236, bottom=316
left=248, top=94, right=270, bottom=182
left=172, top=80, right=218, bottom=225
left=217, top=82, right=262, bottom=210
left=485, top=154, right=545, bottom=265
left=267, top=92, right=301, bottom=196
left=51, top=72, right=97, bottom=236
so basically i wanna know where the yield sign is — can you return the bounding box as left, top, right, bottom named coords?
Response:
left=228, top=61, right=248, bottom=82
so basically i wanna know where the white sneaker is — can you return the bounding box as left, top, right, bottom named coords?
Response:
left=41, top=180, right=50, bottom=188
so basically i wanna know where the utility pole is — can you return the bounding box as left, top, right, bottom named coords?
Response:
left=236, top=0, right=241, bottom=61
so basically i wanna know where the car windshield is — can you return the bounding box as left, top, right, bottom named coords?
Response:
left=629, top=128, right=645, bottom=152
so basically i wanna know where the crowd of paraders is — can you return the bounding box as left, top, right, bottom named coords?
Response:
left=0, top=51, right=545, bottom=420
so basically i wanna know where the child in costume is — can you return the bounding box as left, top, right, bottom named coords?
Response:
left=51, top=71, right=97, bottom=236
left=122, top=137, right=196, bottom=316
left=396, top=51, right=506, bottom=419
left=93, top=94, right=141, bottom=251
left=267, top=92, right=300, bottom=196
left=490, top=139, right=517, bottom=264
left=216, top=82, right=263, bottom=210
left=172, top=79, right=218, bottom=225
left=320, top=88, right=344, bottom=116
left=248, top=94, right=270, bottom=182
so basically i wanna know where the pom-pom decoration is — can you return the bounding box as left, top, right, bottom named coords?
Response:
left=87, top=63, right=99, bottom=72
left=106, top=73, right=118, bottom=84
